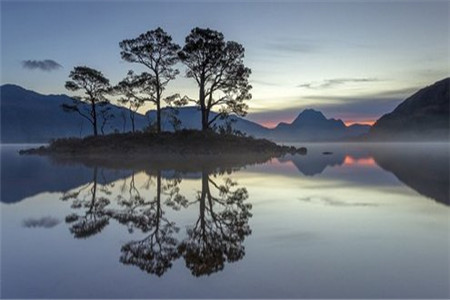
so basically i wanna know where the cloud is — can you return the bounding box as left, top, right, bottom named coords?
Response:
left=266, top=38, right=320, bottom=54
left=251, top=79, right=282, bottom=87
left=22, top=59, right=62, bottom=71
left=298, top=78, right=379, bottom=89
left=247, top=88, right=416, bottom=126
left=22, top=216, right=61, bottom=228
left=298, top=196, right=377, bottom=207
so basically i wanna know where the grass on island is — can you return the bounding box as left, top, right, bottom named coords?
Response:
left=20, top=129, right=307, bottom=157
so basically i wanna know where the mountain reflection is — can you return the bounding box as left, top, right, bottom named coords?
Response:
left=60, top=163, right=252, bottom=277
left=278, top=144, right=449, bottom=205
left=370, top=145, right=449, bottom=206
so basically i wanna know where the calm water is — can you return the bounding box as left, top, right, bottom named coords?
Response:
left=1, top=143, right=449, bottom=299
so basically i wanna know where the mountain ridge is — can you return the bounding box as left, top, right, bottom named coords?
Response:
left=368, top=77, right=449, bottom=140
left=1, top=84, right=370, bottom=143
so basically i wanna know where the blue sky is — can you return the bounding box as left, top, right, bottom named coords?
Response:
left=1, top=0, right=448, bottom=126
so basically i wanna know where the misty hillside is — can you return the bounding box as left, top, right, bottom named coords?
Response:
left=0, top=84, right=149, bottom=143
left=369, top=78, right=450, bottom=140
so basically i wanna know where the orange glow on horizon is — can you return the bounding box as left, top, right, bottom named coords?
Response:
left=343, top=156, right=376, bottom=166
left=344, top=120, right=375, bottom=126
left=257, top=119, right=375, bottom=128
left=260, top=121, right=281, bottom=129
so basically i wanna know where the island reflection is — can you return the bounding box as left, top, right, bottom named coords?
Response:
left=59, top=156, right=254, bottom=277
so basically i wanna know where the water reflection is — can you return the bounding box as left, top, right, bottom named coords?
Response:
left=112, top=170, right=184, bottom=276
left=2, top=144, right=449, bottom=299
left=370, top=144, right=449, bottom=205
left=59, top=164, right=252, bottom=277
left=278, top=144, right=449, bottom=205
left=179, top=171, right=251, bottom=276
left=63, top=167, right=112, bottom=238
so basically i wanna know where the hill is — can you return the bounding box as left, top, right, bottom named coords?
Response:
left=269, top=109, right=370, bottom=141
left=0, top=84, right=148, bottom=143
left=369, top=78, right=450, bottom=141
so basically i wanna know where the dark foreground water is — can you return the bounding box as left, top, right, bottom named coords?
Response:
left=1, top=143, right=449, bottom=299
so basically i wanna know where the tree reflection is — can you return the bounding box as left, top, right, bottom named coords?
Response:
left=108, top=170, right=186, bottom=276
left=178, top=171, right=252, bottom=276
left=62, top=167, right=112, bottom=238
left=61, top=166, right=252, bottom=277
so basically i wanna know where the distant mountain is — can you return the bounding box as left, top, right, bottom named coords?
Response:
left=369, top=78, right=450, bottom=141
left=268, top=109, right=370, bottom=141
left=0, top=84, right=149, bottom=143
left=146, top=106, right=270, bottom=136
left=1, top=84, right=370, bottom=143
left=0, top=84, right=270, bottom=143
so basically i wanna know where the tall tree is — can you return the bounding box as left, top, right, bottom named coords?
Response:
left=114, top=71, right=150, bottom=132
left=119, top=27, right=180, bottom=133
left=178, top=27, right=252, bottom=131
left=64, top=66, right=111, bottom=136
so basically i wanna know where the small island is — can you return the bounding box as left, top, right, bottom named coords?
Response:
left=20, top=129, right=307, bottom=161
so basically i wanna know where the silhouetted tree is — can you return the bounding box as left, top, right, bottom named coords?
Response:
left=114, top=71, right=148, bottom=132
left=120, top=27, right=180, bottom=133
left=99, top=106, right=115, bottom=135
left=62, top=167, right=112, bottom=238
left=178, top=28, right=252, bottom=131
left=178, top=171, right=252, bottom=276
left=64, top=66, right=111, bottom=136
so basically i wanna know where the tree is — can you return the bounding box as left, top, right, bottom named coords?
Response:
left=99, top=106, right=115, bottom=135
left=114, top=71, right=149, bottom=132
left=64, top=66, right=111, bottom=136
left=178, top=27, right=252, bottom=131
left=119, top=27, right=180, bottom=133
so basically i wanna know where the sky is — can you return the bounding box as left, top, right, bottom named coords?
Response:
left=1, top=0, right=449, bottom=127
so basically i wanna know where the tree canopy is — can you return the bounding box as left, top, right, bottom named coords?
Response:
left=64, top=66, right=112, bottom=136
left=179, top=27, right=252, bottom=131
left=120, top=27, right=180, bottom=133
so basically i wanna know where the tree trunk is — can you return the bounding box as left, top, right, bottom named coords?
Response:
left=199, top=82, right=208, bottom=131
left=130, top=109, right=135, bottom=133
left=156, top=78, right=162, bottom=133
left=200, top=171, right=208, bottom=230
left=156, top=100, right=161, bottom=133
left=92, top=101, right=98, bottom=136
left=156, top=170, right=162, bottom=228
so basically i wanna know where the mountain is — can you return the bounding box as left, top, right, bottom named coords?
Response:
left=369, top=78, right=450, bottom=141
left=268, top=109, right=370, bottom=141
left=0, top=84, right=149, bottom=143
left=0, top=84, right=369, bottom=143
left=0, top=84, right=271, bottom=143
left=146, top=106, right=270, bottom=136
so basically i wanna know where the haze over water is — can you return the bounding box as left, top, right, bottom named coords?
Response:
left=1, top=143, right=449, bottom=299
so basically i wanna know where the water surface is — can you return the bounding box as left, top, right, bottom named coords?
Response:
left=1, top=143, right=449, bottom=299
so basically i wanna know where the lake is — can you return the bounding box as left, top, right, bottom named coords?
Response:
left=1, top=143, right=449, bottom=299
